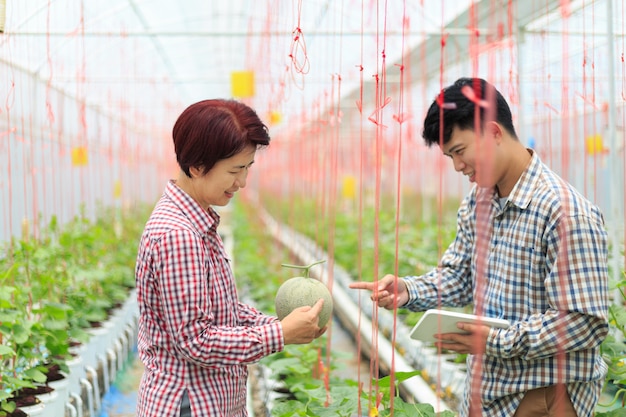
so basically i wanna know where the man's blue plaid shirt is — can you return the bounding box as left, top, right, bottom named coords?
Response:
left=404, top=151, right=609, bottom=417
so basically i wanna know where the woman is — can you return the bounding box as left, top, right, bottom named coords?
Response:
left=135, top=99, right=327, bottom=416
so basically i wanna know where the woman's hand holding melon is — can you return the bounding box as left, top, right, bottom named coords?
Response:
left=280, top=298, right=328, bottom=345
left=275, top=260, right=332, bottom=344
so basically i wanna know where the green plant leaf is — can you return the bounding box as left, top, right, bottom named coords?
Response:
left=24, top=367, right=48, bottom=383
left=1, top=400, right=16, bottom=413
left=271, top=400, right=308, bottom=417
left=595, top=409, right=626, bottom=417
left=376, top=370, right=422, bottom=388
left=0, top=345, right=15, bottom=356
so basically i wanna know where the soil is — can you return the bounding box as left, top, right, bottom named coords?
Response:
left=4, top=362, right=64, bottom=417
left=5, top=392, right=42, bottom=417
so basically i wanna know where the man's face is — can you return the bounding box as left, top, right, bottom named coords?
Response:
left=441, top=125, right=498, bottom=189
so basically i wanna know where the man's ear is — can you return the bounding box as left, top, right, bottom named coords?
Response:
left=486, top=121, right=504, bottom=144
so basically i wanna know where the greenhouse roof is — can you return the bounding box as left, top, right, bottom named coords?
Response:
left=1, top=0, right=595, bottom=138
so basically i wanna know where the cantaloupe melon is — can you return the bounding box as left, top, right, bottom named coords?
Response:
left=274, top=260, right=333, bottom=328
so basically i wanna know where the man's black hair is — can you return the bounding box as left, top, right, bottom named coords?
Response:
left=422, top=77, right=518, bottom=147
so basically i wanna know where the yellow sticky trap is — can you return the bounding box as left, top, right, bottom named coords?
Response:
left=21, top=218, right=29, bottom=241
left=231, top=71, right=255, bottom=98
left=113, top=180, right=122, bottom=199
left=585, top=134, right=604, bottom=156
left=0, top=0, right=6, bottom=34
left=342, top=175, right=356, bottom=199
left=269, top=110, right=282, bottom=125
left=71, top=146, right=89, bottom=166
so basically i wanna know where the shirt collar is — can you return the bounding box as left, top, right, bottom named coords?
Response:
left=165, top=179, right=220, bottom=235
left=504, top=149, right=542, bottom=210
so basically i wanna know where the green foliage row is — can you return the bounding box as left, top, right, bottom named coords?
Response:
left=264, top=342, right=454, bottom=417
left=0, top=205, right=149, bottom=415
left=232, top=199, right=455, bottom=416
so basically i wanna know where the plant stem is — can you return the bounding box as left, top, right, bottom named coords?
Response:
left=281, top=260, right=326, bottom=278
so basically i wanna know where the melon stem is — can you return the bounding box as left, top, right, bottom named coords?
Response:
left=280, top=259, right=326, bottom=278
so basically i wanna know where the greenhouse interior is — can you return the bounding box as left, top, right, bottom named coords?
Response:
left=1, top=0, right=625, bottom=416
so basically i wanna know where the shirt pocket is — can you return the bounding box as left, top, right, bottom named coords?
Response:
left=483, top=238, right=536, bottom=316
left=495, top=236, right=546, bottom=301
left=498, top=238, right=535, bottom=275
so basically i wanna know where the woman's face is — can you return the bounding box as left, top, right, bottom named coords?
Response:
left=188, top=145, right=257, bottom=209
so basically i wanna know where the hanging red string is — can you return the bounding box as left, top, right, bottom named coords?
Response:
left=288, top=0, right=310, bottom=90
left=355, top=2, right=366, bottom=415
left=388, top=1, right=409, bottom=410
left=622, top=1, right=626, bottom=274
left=3, top=76, right=15, bottom=240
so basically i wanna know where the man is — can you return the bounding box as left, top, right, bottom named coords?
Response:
left=350, top=78, right=609, bottom=417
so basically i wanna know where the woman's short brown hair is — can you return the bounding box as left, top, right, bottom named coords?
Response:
left=172, top=99, right=270, bottom=177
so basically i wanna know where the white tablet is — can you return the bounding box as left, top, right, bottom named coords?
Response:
left=409, top=309, right=510, bottom=343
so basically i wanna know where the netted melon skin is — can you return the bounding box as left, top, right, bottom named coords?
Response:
left=275, top=276, right=334, bottom=328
